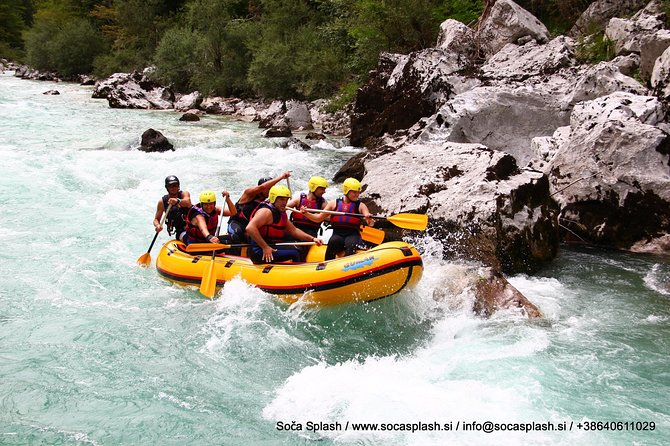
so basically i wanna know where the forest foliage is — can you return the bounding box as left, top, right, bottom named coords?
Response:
left=1, top=0, right=596, bottom=102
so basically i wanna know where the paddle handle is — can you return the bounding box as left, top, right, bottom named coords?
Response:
left=147, top=203, right=172, bottom=253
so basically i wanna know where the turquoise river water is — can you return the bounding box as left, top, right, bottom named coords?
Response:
left=0, top=73, right=669, bottom=445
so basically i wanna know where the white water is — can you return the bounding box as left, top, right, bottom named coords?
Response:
left=1, top=73, right=669, bottom=445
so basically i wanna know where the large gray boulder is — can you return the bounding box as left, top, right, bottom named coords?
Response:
left=361, top=141, right=560, bottom=274
left=570, top=0, right=649, bottom=37
left=92, top=72, right=174, bottom=109
left=545, top=92, right=670, bottom=253
left=477, top=0, right=549, bottom=59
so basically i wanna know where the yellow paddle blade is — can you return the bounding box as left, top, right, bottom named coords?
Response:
left=387, top=213, right=428, bottom=231
left=199, top=258, right=217, bottom=299
left=361, top=226, right=384, bottom=244
left=136, top=252, right=151, bottom=267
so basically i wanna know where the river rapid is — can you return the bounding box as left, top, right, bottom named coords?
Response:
left=0, top=73, right=669, bottom=445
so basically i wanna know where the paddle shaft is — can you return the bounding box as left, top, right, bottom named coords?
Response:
left=185, top=241, right=316, bottom=252
left=147, top=203, right=172, bottom=253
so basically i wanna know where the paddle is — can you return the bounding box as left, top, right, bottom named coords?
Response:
left=137, top=204, right=172, bottom=267
left=301, top=208, right=428, bottom=231
left=199, top=201, right=225, bottom=299
left=185, top=241, right=316, bottom=253
left=361, top=226, right=384, bottom=244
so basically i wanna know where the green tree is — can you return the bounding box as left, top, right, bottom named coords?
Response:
left=154, top=26, right=200, bottom=91
left=0, top=0, right=30, bottom=59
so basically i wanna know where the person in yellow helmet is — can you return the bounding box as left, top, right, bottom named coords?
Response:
left=183, top=190, right=237, bottom=245
left=227, top=171, right=292, bottom=243
left=287, top=175, right=329, bottom=238
left=321, top=178, right=374, bottom=260
left=153, top=175, right=192, bottom=242
left=246, top=184, right=323, bottom=263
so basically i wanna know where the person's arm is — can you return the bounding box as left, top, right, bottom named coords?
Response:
left=238, top=171, right=292, bottom=204
left=359, top=202, right=374, bottom=227
left=300, top=199, right=334, bottom=223
left=285, top=220, right=323, bottom=245
left=179, top=191, right=192, bottom=208
left=221, top=191, right=237, bottom=216
left=287, top=195, right=300, bottom=209
left=245, top=209, right=276, bottom=262
left=192, top=214, right=220, bottom=244
left=153, top=200, right=165, bottom=232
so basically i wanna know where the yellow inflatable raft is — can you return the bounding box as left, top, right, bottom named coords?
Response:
left=155, top=241, right=423, bottom=306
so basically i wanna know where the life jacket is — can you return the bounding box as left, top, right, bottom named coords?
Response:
left=330, top=198, right=362, bottom=230
left=229, top=198, right=263, bottom=228
left=250, top=202, right=287, bottom=244
left=162, top=191, right=186, bottom=236
left=290, top=193, right=325, bottom=229
left=185, top=204, right=219, bottom=243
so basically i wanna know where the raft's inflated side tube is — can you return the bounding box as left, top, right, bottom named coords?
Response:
left=155, top=240, right=423, bottom=306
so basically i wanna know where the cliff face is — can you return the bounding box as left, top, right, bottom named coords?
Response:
left=347, top=0, right=670, bottom=274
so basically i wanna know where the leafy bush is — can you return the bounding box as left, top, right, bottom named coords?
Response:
left=575, top=31, right=615, bottom=64
left=154, top=27, right=200, bottom=91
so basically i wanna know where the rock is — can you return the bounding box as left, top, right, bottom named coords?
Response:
left=43, top=90, right=60, bottom=95
left=350, top=48, right=476, bottom=147
left=560, top=62, right=648, bottom=108
left=306, top=132, right=326, bottom=140
left=258, top=100, right=286, bottom=128
left=416, top=86, right=572, bottom=166
left=651, top=45, right=670, bottom=100
left=263, top=126, right=292, bottom=138
left=174, top=91, right=203, bottom=112
left=639, top=29, right=670, bottom=81
left=333, top=152, right=368, bottom=183
left=179, top=112, right=200, bottom=122
left=278, top=137, right=311, bottom=150
left=78, top=75, right=96, bottom=85
left=610, top=53, right=641, bottom=76
left=477, top=0, right=549, bottom=59
left=569, top=0, right=649, bottom=37
left=436, top=19, right=477, bottom=59
left=605, top=3, right=664, bottom=56
left=284, top=100, right=313, bottom=130
left=432, top=264, right=542, bottom=318
left=201, top=97, right=237, bottom=114
left=361, top=141, right=560, bottom=274
left=92, top=71, right=174, bottom=109
left=545, top=91, right=670, bottom=253
left=139, top=128, right=174, bottom=152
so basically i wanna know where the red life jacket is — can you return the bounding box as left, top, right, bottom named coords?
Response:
left=250, top=202, right=287, bottom=243
left=290, top=193, right=325, bottom=229
left=185, top=204, right=219, bottom=242
left=330, top=198, right=362, bottom=230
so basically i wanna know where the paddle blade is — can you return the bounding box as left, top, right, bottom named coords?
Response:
left=387, top=213, right=428, bottom=231
left=136, top=252, right=151, bottom=267
left=361, top=226, right=384, bottom=244
left=199, top=258, right=217, bottom=299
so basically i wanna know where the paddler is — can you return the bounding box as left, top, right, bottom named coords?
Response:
left=227, top=171, right=292, bottom=243
left=153, top=175, right=192, bottom=242
left=184, top=190, right=237, bottom=245
left=287, top=175, right=329, bottom=238
left=245, top=185, right=322, bottom=263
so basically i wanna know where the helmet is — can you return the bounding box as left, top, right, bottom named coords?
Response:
left=307, top=176, right=328, bottom=193
left=165, top=175, right=179, bottom=188
left=199, top=190, right=216, bottom=204
left=257, top=177, right=272, bottom=186
left=268, top=185, right=291, bottom=204
left=342, top=178, right=362, bottom=195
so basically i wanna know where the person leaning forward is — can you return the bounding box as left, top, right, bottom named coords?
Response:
left=227, top=171, right=292, bottom=243
left=245, top=185, right=322, bottom=263
left=323, top=178, right=374, bottom=261
left=154, top=175, right=192, bottom=242
left=183, top=190, right=237, bottom=245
